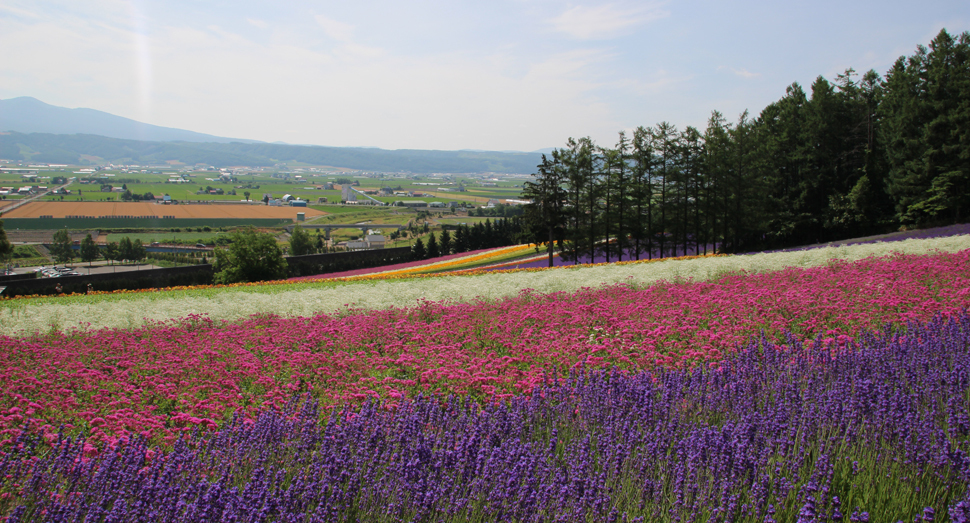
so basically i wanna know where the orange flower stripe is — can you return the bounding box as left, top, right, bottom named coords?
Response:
left=0, top=249, right=723, bottom=302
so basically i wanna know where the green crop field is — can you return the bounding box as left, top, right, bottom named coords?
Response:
left=435, top=216, right=493, bottom=226
left=5, top=167, right=533, bottom=214
left=103, top=231, right=231, bottom=245
left=0, top=217, right=292, bottom=230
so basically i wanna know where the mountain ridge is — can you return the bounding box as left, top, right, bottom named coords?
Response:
left=0, top=98, right=543, bottom=173
left=0, top=97, right=261, bottom=144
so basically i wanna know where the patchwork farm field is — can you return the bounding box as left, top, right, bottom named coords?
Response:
left=2, top=233, right=970, bottom=521
left=1, top=201, right=325, bottom=220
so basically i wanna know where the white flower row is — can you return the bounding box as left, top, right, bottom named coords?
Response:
left=2, top=234, right=968, bottom=336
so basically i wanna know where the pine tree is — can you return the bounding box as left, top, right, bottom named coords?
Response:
left=426, top=232, right=440, bottom=258
left=412, top=238, right=427, bottom=260
left=0, top=219, right=12, bottom=269
left=522, top=154, right=567, bottom=267
left=630, top=127, right=655, bottom=260
left=439, top=228, right=452, bottom=255
left=653, top=122, right=679, bottom=257
left=453, top=225, right=468, bottom=253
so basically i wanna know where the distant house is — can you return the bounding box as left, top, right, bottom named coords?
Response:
left=347, top=235, right=386, bottom=251
left=365, top=235, right=386, bottom=248
left=485, top=199, right=501, bottom=208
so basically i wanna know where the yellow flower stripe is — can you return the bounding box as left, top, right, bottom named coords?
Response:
left=352, top=244, right=538, bottom=278
left=0, top=249, right=718, bottom=302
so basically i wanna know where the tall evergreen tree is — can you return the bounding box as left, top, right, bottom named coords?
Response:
left=653, top=122, right=679, bottom=257
left=439, top=228, right=452, bottom=255
left=412, top=237, right=427, bottom=260
left=703, top=111, right=731, bottom=253
left=426, top=232, right=440, bottom=259
left=630, top=127, right=655, bottom=260
left=453, top=225, right=468, bottom=253
left=0, top=219, right=12, bottom=269
left=523, top=153, right=567, bottom=266
left=678, top=126, right=704, bottom=256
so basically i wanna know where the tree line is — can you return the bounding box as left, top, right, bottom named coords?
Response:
left=48, top=230, right=150, bottom=266
left=413, top=218, right=524, bottom=260
left=523, top=29, right=970, bottom=264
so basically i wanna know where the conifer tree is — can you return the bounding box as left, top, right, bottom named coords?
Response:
left=426, top=232, right=439, bottom=258
left=0, top=219, right=11, bottom=269
left=439, top=228, right=452, bottom=255
left=412, top=237, right=426, bottom=260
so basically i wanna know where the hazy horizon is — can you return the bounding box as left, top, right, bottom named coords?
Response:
left=1, top=0, right=967, bottom=152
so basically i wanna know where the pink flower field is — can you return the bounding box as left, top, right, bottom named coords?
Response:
left=2, top=250, right=969, bottom=449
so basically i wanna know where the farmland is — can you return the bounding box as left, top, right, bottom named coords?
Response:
left=1, top=230, right=969, bottom=520
left=2, top=201, right=324, bottom=220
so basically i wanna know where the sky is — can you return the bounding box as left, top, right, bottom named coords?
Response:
left=1, top=0, right=967, bottom=152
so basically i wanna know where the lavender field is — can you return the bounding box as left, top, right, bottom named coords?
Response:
left=3, top=312, right=970, bottom=521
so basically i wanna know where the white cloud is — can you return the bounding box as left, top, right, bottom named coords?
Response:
left=314, top=14, right=355, bottom=42
left=551, top=3, right=669, bottom=40
left=717, top=66, right=761, bottom=79
left=0, top=3, right=41, bottom=19
left=732, top=68, right=760, bottom=78
left=246, top=18, right=267, bottom=29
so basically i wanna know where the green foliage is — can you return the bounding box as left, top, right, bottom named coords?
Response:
left=105, top=242, right=121, bottom=264
left=80, top=234, right=100, bottom=265
left=11, top=245, right=39, bottom=259
left=289, top=225, right=315, bottom=256
left=426, top=232, right=439, bottom=259
left=411, top=237, right=426, bottom=260
left=439, top=228, right=452, bottom=255
left=883, top=30, right=970, bottom=226
left=212, top=227, right=288, bottom=284
left=529, top=29, right=969, bottom=255
left=49, top=229, right=74, bottom=264
left=0, top=219, right=12, bottom=265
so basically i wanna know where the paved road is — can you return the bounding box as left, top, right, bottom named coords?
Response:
left=1, top=180, right=74, bottom=214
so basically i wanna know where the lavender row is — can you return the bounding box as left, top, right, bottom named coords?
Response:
left=764, top=222, right=970, bottom=254
left=491, top=223, right=970, bottom=271
left=4, top=315, right=970, bottom=522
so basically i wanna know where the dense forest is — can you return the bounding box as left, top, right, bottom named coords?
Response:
left=523, top=29, right=970, bottom=260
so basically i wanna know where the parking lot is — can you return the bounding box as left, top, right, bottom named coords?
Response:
left=17, top=262, right=165, bottom=278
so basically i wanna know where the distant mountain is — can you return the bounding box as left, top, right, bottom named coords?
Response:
left=0, top=97, right=260, bottom=144
left=0, top=97, right=543, bottom=173
left=0, top=132, right=543, bottom=174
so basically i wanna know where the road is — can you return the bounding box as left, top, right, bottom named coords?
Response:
left=0, top=179, right=74, bottom=214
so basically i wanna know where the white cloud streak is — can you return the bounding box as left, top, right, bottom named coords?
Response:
left=314, top=14, right=355, bottom=42
left=550, top=3, right=669, bottom=40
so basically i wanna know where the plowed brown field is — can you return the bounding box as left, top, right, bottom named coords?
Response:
left=3, top=202, right=325, bottom=219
